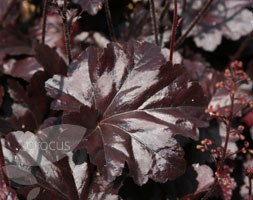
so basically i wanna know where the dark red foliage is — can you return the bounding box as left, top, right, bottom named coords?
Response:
left=180, top=0, right=253, bottom=51
left=0, top=1, right=253, bottom=199
left=45, top=41, right=208, bottom=185
left=1, top=57, right=43, bottom=81
left=35, top=44, right=68, bottom=76
left=199, top=69, right=225, bottom=101
left=180, top=164, right=215, bottom=199
left=0, top=28, right=34, bottom=64
left=6, top=75, right=50, bottom=131
left=29, top=11, right=65, bottom=55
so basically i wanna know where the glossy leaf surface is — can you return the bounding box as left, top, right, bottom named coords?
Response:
left=46, top=41, right=207, bottom=185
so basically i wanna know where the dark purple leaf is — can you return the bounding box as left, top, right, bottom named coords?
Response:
left=69, top=150, right=121, bottom=199
left=7, top=74, right=50, bottom=130
left=45, top=41, right=208, bottom=185
left=26, top=71, right=51, bottom=122
left=29, top=12, right=65, bottom=56
left=35, top=44, right=68, bottom=76
left=36, top=158, right=79, bottom=200
left=73, top=0, right=103, bottom=16
left=89, top=192, right=121, bottom=200
left=0, top=119, right=14, bottom=136
left=0, top=28, right=34, bottom=64
left=199, top=69, right=224, bottom=100
left=182, top=54, right=208, bottom=81
left=78, top=164, right=121, bottom=200
left=3, top=130, right=80, bottom=200
left=0, top=0, right=19, bottom=25
left=1, top=57, right=43, bottom=81
left=7, top=79, right=38, bottom=130
left=208, top=87, right=249, bottom=118
left=165, top=164, right=214, bottom=199
left=39, top=117, right=60, bottom=130
left=181, top=164, right=215, bottom=200
left=180, top=0, right=253, bottom=51
left=70, top=153, right=90, bottom=199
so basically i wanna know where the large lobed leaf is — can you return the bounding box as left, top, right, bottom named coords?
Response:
left=45, top=40, right=207, bottom=185
left=180, top=0, right=253, bottom=51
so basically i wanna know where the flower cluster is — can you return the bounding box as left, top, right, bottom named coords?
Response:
left=205, top=61, right=251, bottom=119
left=199, top=60, right=252, bottom=199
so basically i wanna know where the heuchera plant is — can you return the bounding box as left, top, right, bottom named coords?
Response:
left=0, top=0, right=253, bottom=199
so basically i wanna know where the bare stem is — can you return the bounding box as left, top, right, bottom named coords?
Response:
left=175, top=0, right=214, bottom=49
left=169, top=0, right=178, bottom=63
left=0, top=0, right=16, bottom=26
left=41, top=0, right=49, bottom=44
left=159, top=0, right=171, bottom=23
left=231, top=30, right=253, bottom=62
left=104, top=0, right=116, bottom=42
left=61, top=0, right=72, bottom=64
left=149, top=0, right=159, bottom=45
left=182, top=0, right=187, bottom=13
left=158, top=0, right=170, bottom=46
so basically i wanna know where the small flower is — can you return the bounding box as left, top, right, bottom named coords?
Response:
left=238, top=125, right=245, bottom=131
left=201, top=139, right=213, bottom=145
left=245, top=167, right=253, bottom=179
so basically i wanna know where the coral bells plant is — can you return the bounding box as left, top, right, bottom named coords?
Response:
left=1, top=0, right=253, bottom=199
left=201, top=61, right=253, bottom=199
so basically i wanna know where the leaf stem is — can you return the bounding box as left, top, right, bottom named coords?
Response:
left=41, top=0, right=48, bottom=44
left=104, top=0, right=116, bottom=42
left=231, top=30, right=253, bottom=62
left=159, top=0, right=170, bottom=25
left=169, top=0, right=178, bottom=63
left=149, top=0, right=159, bottom=45
left=175, top=0, right=214, bottom=49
